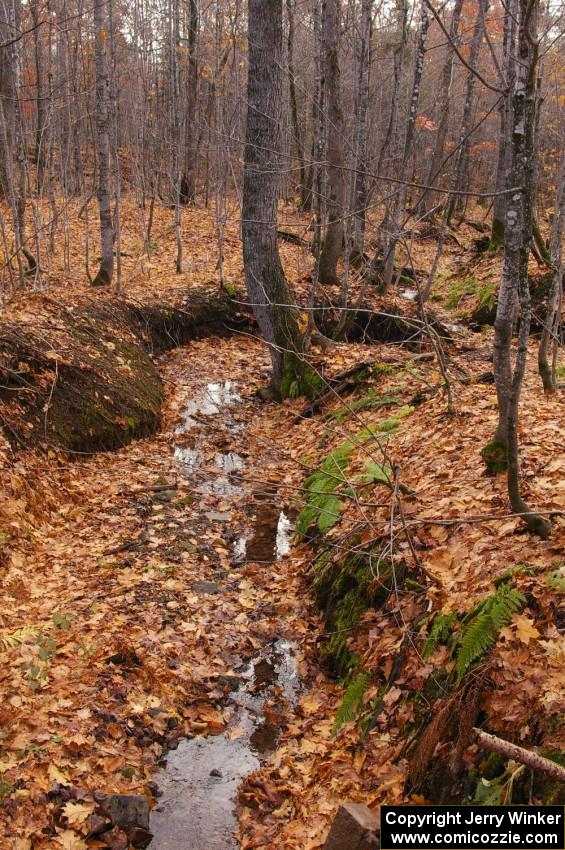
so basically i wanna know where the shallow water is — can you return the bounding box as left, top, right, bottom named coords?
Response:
left=148, top=380, right=298, bottom=849
left=149, top=640, right=299, bottom=850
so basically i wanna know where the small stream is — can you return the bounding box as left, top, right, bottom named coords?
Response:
left=148, top=380, right=298, bottom=849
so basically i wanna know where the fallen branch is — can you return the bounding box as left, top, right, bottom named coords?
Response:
left=473, top=728, right=565, bottom=782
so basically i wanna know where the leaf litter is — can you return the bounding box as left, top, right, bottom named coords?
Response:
left=0, top=202, right=563, bottom=848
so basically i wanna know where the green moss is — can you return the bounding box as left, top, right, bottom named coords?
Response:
left=221, top=281, right=238, bottom=297
left=490, top=218, right=505, bottom=251
left=481, top=438, right=508, bottom=474
left=279, top=352, right=322, bottom=400
left=314, top=545, right=392, bottom=677
left=537, top=750, right=565, bottom=805
left=325, top=391, right=400, bottom=425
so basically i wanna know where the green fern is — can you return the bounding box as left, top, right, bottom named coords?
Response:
left=455, top=583, right=525, bottom=680
left=333, top=671, right=371, bottom=734
left=0, top=625, right=41, bottom=650
left=296, top=440, right=354, bottom=539
left=422, top=612, right=458, bottom=660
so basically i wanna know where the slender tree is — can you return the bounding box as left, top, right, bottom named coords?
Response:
left=318, top=0, right=346, bottom=286
left=92, top=0, right=114, bottom=287
left=485, top=0, right=550, bottom=538
left=538, top=136, right=565, bottom=392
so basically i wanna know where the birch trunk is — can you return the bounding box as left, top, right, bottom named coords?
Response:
left=486, top=0, right=550, bottom=538
left=491, top=0, right=516, bottom=248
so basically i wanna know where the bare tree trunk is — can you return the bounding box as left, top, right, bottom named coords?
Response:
left=373, top=0, right=408, bottom=256
left=243, top=0, right=318, bottom=400
left=109, top=0, right=122, bottom=293
left=418, top=0, right=463, bottom=214
left=486, top=0, right=550, bottom=539
left=491, top=0, right=516, bottom=249
left=318, top=0, right=346, bottom=286
left=31, top=0, right=47, bottom=193
left=170, top=0, right=183, bottom=272
left=183, top=0, right=199, bottom=203
left=382, top=0, right=429, bottom=291
left=445, top=0, right=487, bottom=224
left=286, top=0, right=309, bottom=209
left=351, top=0, right=373, bottom=259
left=0, top=0, right=16, bottom=200
left=538, top=138, right=565, bottom=392
left=92, top=0, right=114, bottom=287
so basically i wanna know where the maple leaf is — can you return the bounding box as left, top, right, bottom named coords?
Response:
left=62, top=801, right=96, bottom=826
left=55, top=830, right=88, bottom=850
left=512, top=614, right=540, bottom=644
left=48, top=764, right=71, bottom=785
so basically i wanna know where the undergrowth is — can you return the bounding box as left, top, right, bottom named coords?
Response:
left=422, top=581, right=526, bottom=681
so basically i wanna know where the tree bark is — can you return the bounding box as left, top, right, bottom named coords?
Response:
left=446, top=0, right=487, bottom=224
left=318, top=0, right=346, bottom=286
left=182, top=0, right=199, bottom=203
left=473, top=729, right=565, bottom=782
left=286, top=0, right=309, bottom=210
left=491, top=0, right=516, bottom=249
left=538, top=139, right=565, bottom=392
left=419, top=0, right=463, bottom=214
left=243, top=0, right=318, bottom=400
left=92, top=0, right=114, bottom=287
left=382, top=0, right=429, bottom=291
left=351, top=0, right=373, bottom=258
left=487, top=0, right=550, bottom=538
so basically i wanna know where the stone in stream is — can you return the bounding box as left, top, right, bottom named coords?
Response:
left=94, top=792, right=150, bottom=830
left=323, top=802, right=380, bottom=850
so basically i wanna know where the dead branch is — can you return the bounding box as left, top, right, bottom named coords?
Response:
left=473, top=729, right=565, bottom=782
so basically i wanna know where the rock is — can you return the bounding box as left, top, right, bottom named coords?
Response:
left=128, top=826, right=154, bottom=848
left=191, top=580, right=220, bottom=595
left=210, top=768, right=222, bottom=778
left=323, top=803, right=380, bottom=850
left=205, top=510, right=232, bottom=522
left=94, top=792, right=150, bottom=830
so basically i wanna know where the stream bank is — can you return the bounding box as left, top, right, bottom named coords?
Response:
left=0, top=334, right=320, bottom=849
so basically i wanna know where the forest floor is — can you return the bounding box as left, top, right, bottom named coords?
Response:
left=0, top=199, right=564, bottom=850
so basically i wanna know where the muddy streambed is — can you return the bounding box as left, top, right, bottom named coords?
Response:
left=149, top=379, right=298, bottom=849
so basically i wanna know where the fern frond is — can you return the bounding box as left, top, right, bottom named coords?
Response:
left=455, top=584, right=525, bottom=680
left=333, top=671, right=370, bottom=735
left=0, top=625, right=41, bottom=650
left=423, top=612, right=458, bottom=660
